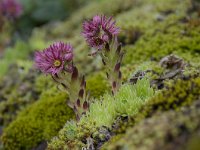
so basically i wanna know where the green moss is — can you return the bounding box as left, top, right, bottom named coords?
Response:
left=48, top=137, right=66, bottom=150
left=87, top=73, right=109, bottom=98
left=112, top=77, right=200, bottom=135
left=34, top=75, right=55, bottom=94
left=114, top=0, right=200, bottom=67
left=47, top=78, right=154, bottom=149
left=124, top=20, right=200, bottom=66
left=116, top=0, right=189, bottom=32
left=48, top=120, right=87, bottom=150
left=0, top=70, right=111, bottom=150
left=120, top=64, right=138, bottom=82
left=185, top=133, right=200, bottom=150
left=82, top=78, right=154, bottom=128
left=36, top=72, right=109, bottom=100
left=102, top=100, right=200, bottom=150
left=1, top=91, right=75, bottom=150
left=139, top=77, right=200, bottom=116
left=1, top=0, right=200, bottom=150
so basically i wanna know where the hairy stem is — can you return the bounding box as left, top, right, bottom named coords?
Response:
left=101, top=37, right=124, bottom=95
left=52, top=66, right=89, bottom=121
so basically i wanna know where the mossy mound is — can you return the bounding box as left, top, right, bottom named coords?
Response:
left=102, top=100, right=200, bottom=150
left=124, top=23, right=200, bottom=66
left=47, top=75, right=200, bottom=150
left=0, top=61, right=57, bottom=130
left=0, top=71, right=109, bottom=150
left=1, top=91, right=75, bottom=150
left=122, top=0, right=200, bottom=66
left=47, top=78, right=154, bottom=150
left=45, top=53, right=200, bottom=150
left=0, top=0, right=200, bottom=150
left=112, top=77, right=200, bottom=135
left=136, top=77, right=200, bottom=120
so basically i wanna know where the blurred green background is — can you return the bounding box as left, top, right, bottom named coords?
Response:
left=0, top=0, right=200, bottom=149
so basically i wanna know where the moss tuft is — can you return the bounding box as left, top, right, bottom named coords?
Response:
left=102, top=100, right=200, bottom=150
left=1, top=92, right=75, bottom=150
left=112, top=77, right=200, bottom=135
left=47, top=78, right=154, bottom=149
left=124, top=23, right=200, bottom=66
left=139, top=77, right=200, bottom=118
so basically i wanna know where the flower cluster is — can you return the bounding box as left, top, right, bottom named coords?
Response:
left=35, top=42, right=73, bottom=75
left=0, top=0, right=23, bottom=20
left=34, top=15, right=123, bottom=120
left=82, top=15, right=120, bottom=50
left=82, top=15, right=123, bottom=94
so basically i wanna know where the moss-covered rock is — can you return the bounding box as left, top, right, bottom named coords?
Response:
left=0, top=69, right=111, bottom=150
left=116, top=0, right=200, bottom=67
left=47, top=78, right=154, bottom=150
left=112, top=77, right=200, bottom=134
left=124, top=24, right=200, bottom=66
left=1, top=91, right=75, bottom=150
left=137, top=77, right=200, bottom=119
left=34, top=74, right=55, bottom=94
left=1, top=0, right=200, bottom=150
left=102, top=100, right=200, bottom=150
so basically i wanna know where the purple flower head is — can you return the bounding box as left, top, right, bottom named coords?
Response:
left=0, top=0, right=23, bottom=20
left=82, top=15, right=120, bottom=49
left=34, top=42, right=73, bottom=75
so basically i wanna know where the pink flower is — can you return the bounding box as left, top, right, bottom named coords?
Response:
left=0, top=0, right=23, bottom=19
left=34, top=42, right=73, bottom=75
left=82, top=15, right=120, bottom=49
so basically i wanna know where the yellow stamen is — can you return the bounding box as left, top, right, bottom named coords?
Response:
left=54, top=60, right=61, bottom=67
